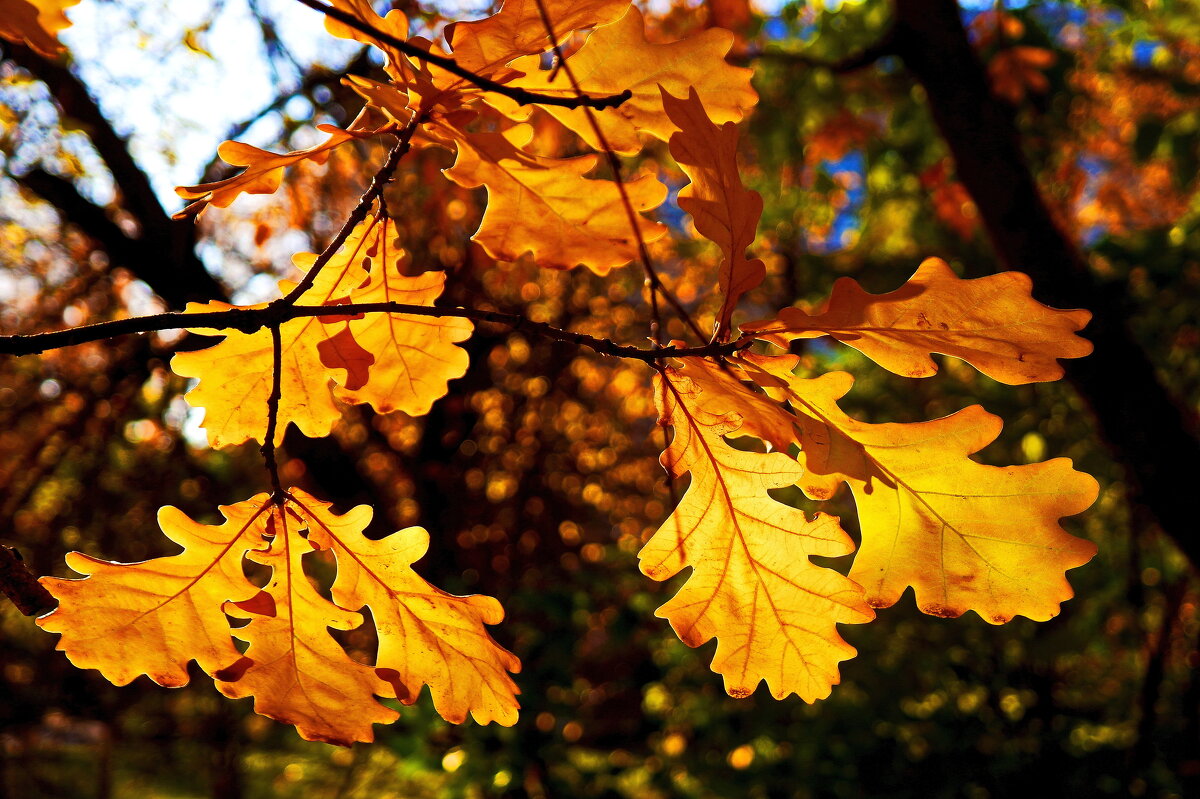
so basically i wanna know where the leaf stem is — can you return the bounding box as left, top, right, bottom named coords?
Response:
left=290, top=0, right=631, bottom=111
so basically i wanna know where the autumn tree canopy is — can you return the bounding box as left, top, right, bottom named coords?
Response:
left=0, top=0, right=1197, bottom=796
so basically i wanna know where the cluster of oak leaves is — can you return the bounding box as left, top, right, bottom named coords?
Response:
left=8, top=0, right=1100, bottom=746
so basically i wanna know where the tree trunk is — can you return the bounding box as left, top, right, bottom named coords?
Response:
left=890, top=0, right=1200, bottom=567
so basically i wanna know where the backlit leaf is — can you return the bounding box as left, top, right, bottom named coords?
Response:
left=494, top=7, right=757, bottom=154
left=172, top=215, right=472, bottom=447
left=0, top=0, right=79, bottom=58
left=740, top=354, right=1099, bottom=623
left=441, top=123, right=667, bottom=273
left=445, top=0, right=629, bottom=77
left=662, top=88, right=765, bottom=340
left=175, top=122, right=388, bottom=218
left=744, top=258, right=1093, bottom=384
left=640, top=368, right=873, bottom=702
left=38, top=496, right=269, bottom=687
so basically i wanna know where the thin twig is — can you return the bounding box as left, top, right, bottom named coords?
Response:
left=261, top=325, right=285, bottom=499
left=290, top=0, right=631, bottom=111
left=280, top=112, right=423, bottom=305
left=0, top=302, right=753, bottom=362
left=529, top=0, right=705, bottom=346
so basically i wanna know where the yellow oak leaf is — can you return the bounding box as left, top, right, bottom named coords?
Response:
left=740, top=354, right=1099, bottom=623
left=744, top=258, right=1093, bottom=384
left=37, top=496, right=270, bottom=687
left=0, top=0, right=79, bottom=58
left=445, top=0, right=629, bottom=77
left=662, top=88, right=765, bottom=341
left=173, top=215, right=471, bottom=446
left=639, top=368, right=873, bottom=702
left=174, top=123, right=386, bottom=218
left=494, top=7, right=757, bottom=154
left=441, top=123, right=667, bottom=273
left=215, top=489, right=519, bottom=744
left=292, top=489, right=521, bottom=726
left=321, top=0, right=416, bottom=83
left=214, top=500, right=397, bottom=745
left=328, top=228, right=473, bottom=414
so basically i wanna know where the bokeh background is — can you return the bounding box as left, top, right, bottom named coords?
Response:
left=1, top=0, right=1198, bottom=796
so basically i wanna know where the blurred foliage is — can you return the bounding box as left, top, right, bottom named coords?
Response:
left=1, top=0, right=1199, bottom=797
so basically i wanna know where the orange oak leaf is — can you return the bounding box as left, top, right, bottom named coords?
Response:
left=216, top=489, right=519, bottom=744
left=639, top=368, right=873, bottom=702
left=294, top=490, right=521, bottom=726
left=445, top=0, right=630, bottom=77
left=0, top=0, right=79, bottom=58
left=174, top=122, right=387, bottom=218
left=172, top=215, right=472, bottom=446
left=329, top=240, right=473, bottom=414
left=739, top=354, right=1099, bottom=623
left=37, top=496, right=271, bottom=687
left=989, top=46, right=1055, bottom=105
left=744, top=257, right=1093, bottom=384
left=321, top=0, right=416, bottom=83
left=662, top=88, right=765, bottom=341
left=441, top=123, right=667, bottom=272
left=494, top=7, right=757, bottom=154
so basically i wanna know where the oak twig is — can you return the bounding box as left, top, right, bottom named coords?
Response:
left=0, top=302, right=751, bottom=363
left=291, top=0, right=631, bottom=111
left=262, top=325, right=285, bottom=499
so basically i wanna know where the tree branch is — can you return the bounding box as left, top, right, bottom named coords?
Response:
left=748, top=26, right=897, bottom=73
left=2, top=42, right=227, bottom=307
left=0, top=301, right=752, bottom=363
left=290, top=0, right=631, bottom=111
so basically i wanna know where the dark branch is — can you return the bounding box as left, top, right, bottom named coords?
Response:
left=291, top=0, right=631, bottom=110
left=0, top=301, right=752, bottom=363
left=262, top=326, right=285, bottom=498
left=3, top=42, right=227, bottom=306
left=0, top=546, right=55, bottom=616
left=749, top=26, right=897, bottom=73
left=280, top=113, right=422, bottom=304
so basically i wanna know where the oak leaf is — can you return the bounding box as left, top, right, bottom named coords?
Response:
left=329, top=245, right=473, bottom=415
left=639, top=368, right=873, bottom=702
left=445, top=0, right=630, bottom=77
left=37, top=497, right=269, bottom=687
left=744, top=258, right=1093, bottom=384
left=738, top=354, right=1099, bottom=623
left=493, top=7, right=757, bottom=154
left=662, top=88, right=765, bottom=341
left=174, top=121, right=388, bottom=218
left=442, top=123, right=667, bottom=273
left=0, top=0, right=78, bottom=58
left=173, top=215, right=471, bottom=447
left=215, top=489, right=519, bottom=744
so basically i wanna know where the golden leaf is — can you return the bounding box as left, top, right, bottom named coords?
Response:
left=445, top=0, right=630, bottom=77
left=0, top=0, right=79, bottom=58
left=174, top=123, right=387, bottom=218
left=172, top=215, right=472, bottom=446
left=495, top=7, right=757, bottom=154
left=639, top=369, right=873, bottom=702
left=744, top=258, right=1093, bottom=384
left=295, top=490, right=521, bottom=726
left=441, top=123, right=666, bottom=272
left=331, top=242, right=473, bottom=414
left=37, top=496, right=270, bottom=687
left=216, top=489, right=519, bottom=744
left=662, top=88, right=764, bottom=340
left=740, top=354, right=1099, bottom=623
